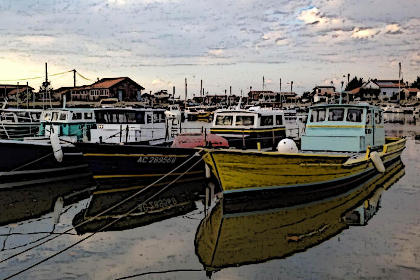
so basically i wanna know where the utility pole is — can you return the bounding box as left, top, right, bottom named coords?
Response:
left=172, top=86, right=175, bottom=98
left=263, top=76, right=265, bottom=90
left=16, top=82, right=19, bottom=109
left=398, top=62, right=401, bottom=102
left=279, top=78, right=282, bottom=108
left=73, top=69, right=76, bottom=87
left=26, top=81, right=29, bottom=109
left=200, top=79, right=203, bottom=98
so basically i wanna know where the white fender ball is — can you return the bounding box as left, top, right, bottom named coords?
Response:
left=277, top=138, right=298, bottom=153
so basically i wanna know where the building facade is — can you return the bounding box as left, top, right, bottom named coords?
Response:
left=69, top=77, right=145, bottom=102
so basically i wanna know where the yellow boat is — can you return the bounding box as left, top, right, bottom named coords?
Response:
left=203, top=104, right=406, bottom=205
left=195, top=159, right=405, bottom=273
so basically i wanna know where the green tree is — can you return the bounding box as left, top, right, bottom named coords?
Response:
left=345, top=76, right=364, bottom=91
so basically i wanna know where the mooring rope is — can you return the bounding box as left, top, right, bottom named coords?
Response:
left=2, top=155, right=204, bottom=280
left=0, top=150, right=203, bottom=265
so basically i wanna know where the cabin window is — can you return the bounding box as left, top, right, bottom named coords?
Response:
left=346, top=109, right=362, bottom=122
left=146, top=114, right=152, bottom=124
left=153, top=112, right=165, bottom=123
left=261, top=115, right=273, bottom=126
left=366, top=111, right=372, bottom=124
left=59, top=113, right=67, bottom=121
left=235, top=116, right=254, bottom=126
left=216, top=115, right=233, bottom=125
left=126, top=113, right=137, bottom=123
left=31, top=112, right=41, bottom=121
left=84, top=112, right=93, bottom=120
left=275, top=115, right=283, bottom=125
left=328, top=108, right=344, bottom=121
left=52, top=112, right=60, bottom=121
left=375, top=111, right=382, bottom=124
left=44, top=112, right=52, bottom=121
left=310, top=109, right=326, bottom=122
left=73, top=112, right=83, bottom=120
left=135, top=112, right=145, bottom=124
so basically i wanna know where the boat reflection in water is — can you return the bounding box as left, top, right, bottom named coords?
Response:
left=0, top=180, right=94, bottom=227
left=195, top=159, right=405, bottom=276
left=72, top=180, right=203, bottom=234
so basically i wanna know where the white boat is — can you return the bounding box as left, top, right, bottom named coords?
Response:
left=38, top=108, right=97, bottom=142
left=164, top=104, right=183, bottom=120
left=210, top=107, right=286, bottom=149
left=90, top=107, right=169, bottom=144
left=0, top=108, right=42, bottom=140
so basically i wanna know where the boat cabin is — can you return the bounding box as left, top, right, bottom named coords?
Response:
left=0, top=109, right=42, bottom=139
left=211, top=108, right=286, bottom=149
left=90, top=108, right=167, bottom=144
left=39, top=108, right=96, bottom=141
left=301, top=103, right=384, bottom=152
left=0, top=109, right=42, bottom=123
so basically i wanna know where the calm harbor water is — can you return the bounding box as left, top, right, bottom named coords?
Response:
left=0, top=123, right=419, bottom=280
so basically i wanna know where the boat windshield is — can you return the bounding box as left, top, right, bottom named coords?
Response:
left=31, top=112, right=41, bottom=121
left=346, top=109, right=363, bottom=122
left=59, top=112, right=68, bottom=121
left=328, top=108, right=344, bottom=121
left=261, top=115, right=273, bottom=126
left=52, top=112, right=60, bottom=122
left=375, top=111, right=382, bottom=124
left=216, top=115, right=233, bottom=125
left=84, top=112, right=93, bottom=120
left=95, top=110, right=147, bottom=124
left=235, top=115, right=254, bottom=126
left=310, top=108, right=326, bottom=122
left=72, top=112, right=83, bottom=120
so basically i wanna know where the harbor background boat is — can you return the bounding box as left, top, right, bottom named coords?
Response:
left=0, top=122, right=419, bottom=279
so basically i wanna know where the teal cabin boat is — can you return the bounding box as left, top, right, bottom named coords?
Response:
left=39, top=108, right=96, bottom=142
left=301, top=103, right=385, bottom=152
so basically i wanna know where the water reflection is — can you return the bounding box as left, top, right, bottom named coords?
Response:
left=195, top=159, right=405, bottom=276
left=72, top=181, right=203, bottom=234
left=0, top=179, right=94, bottom=227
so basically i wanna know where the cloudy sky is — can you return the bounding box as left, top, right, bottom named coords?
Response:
left=0, top=0, right=419, bottom=97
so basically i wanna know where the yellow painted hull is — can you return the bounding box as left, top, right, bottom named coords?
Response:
left=203, top=137, right=406, bottom=194
left=195, top=159, right=405, bottom=271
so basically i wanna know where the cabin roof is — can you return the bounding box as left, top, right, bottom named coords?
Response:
left=215, top=109, right=283, bottom=115
left=309, top=103, right=379, bottom=110
left=93, top=107, right=165, bottom=112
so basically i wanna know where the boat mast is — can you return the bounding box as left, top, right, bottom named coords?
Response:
left=184, top=77, right=187, bottom=109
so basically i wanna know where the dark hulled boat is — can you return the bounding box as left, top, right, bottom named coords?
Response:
left=74, top=143, right=206, bottom=225
left=0, top=139, right=93, bottom=189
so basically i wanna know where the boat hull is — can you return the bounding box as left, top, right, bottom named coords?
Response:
left=203, top=137, right=406, bottom=209
left=76, top=143, right=206, bottom=216
left=0, top=139, right=93, bottom=189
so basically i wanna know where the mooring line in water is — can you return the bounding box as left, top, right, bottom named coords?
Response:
left=115, top=268, right=204, bottom=279
left=2, top=156, right=204, bottom=280
left=0, top=151, right=203, bottom=264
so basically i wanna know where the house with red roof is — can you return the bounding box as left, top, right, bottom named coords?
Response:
left=68, top=77, right=145, bottom=102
